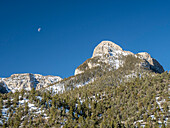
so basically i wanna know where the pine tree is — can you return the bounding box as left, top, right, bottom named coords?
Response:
left=25, top=102, right=29, bottom=114
left=2, top=123, right=6, bottom=128
left=0, top=97, right=3, bottom=118
left=69, top=106, right=73, bottom=118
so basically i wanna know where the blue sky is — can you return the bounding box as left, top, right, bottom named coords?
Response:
left=0, top=0, right=170, bottom=78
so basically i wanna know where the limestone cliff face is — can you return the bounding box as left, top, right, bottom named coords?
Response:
left=137, top=52, right=164, bottom=73
left=2, top=73, right=62, bottom=92
left=92, top=41, right=134, bottom=58
left=75, top=41, right=164, bottom=75
left=92, top=41, right=123, bottom=57
left=34, top=74, right=63, bottom=90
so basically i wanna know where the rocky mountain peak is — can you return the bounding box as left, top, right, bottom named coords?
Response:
left=1, top=73, right=62, bottom=92
left=75, top=40, right=164, bottom=75
left=137, top=52, right=153, bottom=64
left=137, top=52, right=164, bottom=73
left=92, top=41, right=123, bottom=57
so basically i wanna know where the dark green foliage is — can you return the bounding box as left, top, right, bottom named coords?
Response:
left=0, top=68, right=169, bottom=127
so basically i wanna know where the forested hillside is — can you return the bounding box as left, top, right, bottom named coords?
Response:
left=0, top=70, right=169, bottom=127
left=0, top=41, right=169, bottom=128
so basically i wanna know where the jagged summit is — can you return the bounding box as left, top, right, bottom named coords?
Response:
left=75, top=40, right=164, bottom=75
left=137, top=52, right=164, bottom=73
left=0, top=73, right=62, bottom=93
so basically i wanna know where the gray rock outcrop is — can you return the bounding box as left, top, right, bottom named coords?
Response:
left=1, top=73, right=62, bottom=92
left=137, top=52, right=164, bottom=73
left=0, top=79, right=10, bottom=93
left=92, top=41, right=134, bottom=58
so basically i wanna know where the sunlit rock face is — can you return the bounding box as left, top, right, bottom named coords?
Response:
left=92, top=41, right=135, bottom=58
left=1, top=73, right=62, bottom=92
left=137, top=52, right=164, bottom=73
left=74, top=69, right=84, bottom=76
left=74, top=41, right=164, bottom=75
left=92, top=41, right=124, bottom=57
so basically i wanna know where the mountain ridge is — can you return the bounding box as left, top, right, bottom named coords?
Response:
left=0, top=40, right=165, bottom=93
left=75, top=41, right=164, bottom=75
left=0, top=73, right=62, bottom=93
left=0, top=41, right=169, bottom=128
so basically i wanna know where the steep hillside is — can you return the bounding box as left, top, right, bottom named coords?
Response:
left=0, top=71, right=169, bottom=127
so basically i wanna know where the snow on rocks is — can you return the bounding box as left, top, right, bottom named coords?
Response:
left=1, top=73, right=62, bottom=92
left=74, top=40, right=164, bottom=75
left=47, top=83, right=65, bottom=94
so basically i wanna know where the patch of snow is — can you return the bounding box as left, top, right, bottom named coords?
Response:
left=19, top=98, right=29, bottom=104
left=156, top=96, right=165, bottom=112
left=66, top=109, right=69, bottom=113
left=114, top=59, right=120, bottom=69
left=75, top=78, right=94, bottom=88
left=28, top=103, right=37, bottom=110
left=36, top=96, right=42, bottom=101
left=47, top=83, right=65, bottom=94
left=150, top=115, right=155, bottom=120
